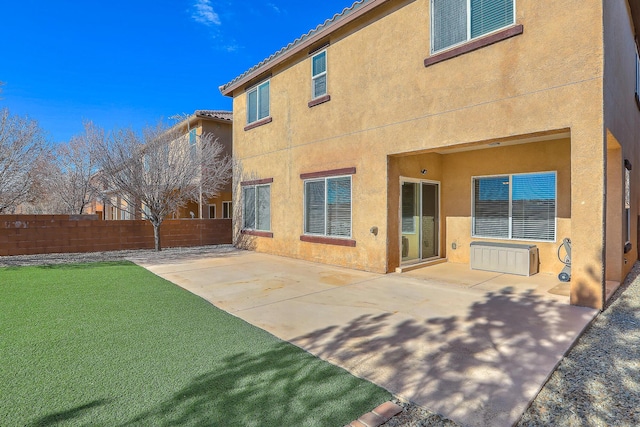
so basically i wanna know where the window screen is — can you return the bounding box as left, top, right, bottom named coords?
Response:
left=432, top=0, right=467, bottom=52
left=511, top=173, right=556, bottom=241
left=243, top=187, right=256, bottom=229
left=473, top=176, right=510, bottom=238
left=243, top=184, right=270, bottom=231
left=473, top=172, right=556, bottom=241
left=432, top=0, right=514, bottom=52
left=312, top=51, right=327, bottom=99
left=305, top=176, right=351, bottom=238
left=305, top=180, right=326, bottom=234
left=247, top=81, right=270, bottom=124
left=470, top=0, right=514, bottom=38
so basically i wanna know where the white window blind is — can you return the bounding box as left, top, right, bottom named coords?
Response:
left=431, top=0, right=515, bottom=53
left=470, top=0, right=514, bottom=38
left=432, top=0, right=467, bottom=52
left=473, top=172, right=556, bottom=241
left=327, top=177, right=351, bottom=237
left=312, top=51, right=327, bottom=99
left=473, top=176, right=510, bottom=238
left=304, top=176, right=351, bottom=238
left=511, top=173, right=556, bottom=241
left=305, top=180, right=326, bottom=234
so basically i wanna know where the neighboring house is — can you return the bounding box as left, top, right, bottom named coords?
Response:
left=220, top=0, right=640, bottom=309
left=100, top=110, right=233, bottom=221
left=171, top=110, right=233, bottom=220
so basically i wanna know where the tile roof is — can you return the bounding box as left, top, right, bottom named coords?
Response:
left=219, top=0, right=383, bottom=95
left=195, top=110, right=233, bottom=122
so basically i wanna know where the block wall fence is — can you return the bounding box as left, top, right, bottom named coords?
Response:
left=0, top=215, right=232, bottom=256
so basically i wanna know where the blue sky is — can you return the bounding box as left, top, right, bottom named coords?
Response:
left=0, top=0, right=356, bottom=143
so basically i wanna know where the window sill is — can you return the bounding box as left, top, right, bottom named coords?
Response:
left=424, top=24, right=524, bottom=68
left=300, top=235, right=356, bottom=247
left=241, top=229, right=273, bottom=238
left=244, top=116, right=272, bottom=131
left=308, top=94, right=331, bottom=108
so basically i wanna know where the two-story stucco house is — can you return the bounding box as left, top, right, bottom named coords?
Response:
left=99, top=110, right=233, bottom=221
left=221, top=0, right=640, bottom=309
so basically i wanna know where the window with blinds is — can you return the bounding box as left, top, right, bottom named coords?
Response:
left=431, top=0, right=515, bottom=53
left=246, top=80, right=270, bottom=124
left=312, top=50, right=327, bottom=99
left=473, top=172, right=556, bottom=241
left=304, top=176, right=351, bottom=238
left=243, top=184, right=270, bottom=231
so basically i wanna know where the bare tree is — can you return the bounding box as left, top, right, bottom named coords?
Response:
left=97, top=123, right=232, bottom=250
left=49, top=121, right=103, bottom=214
left=0, top=108, right=48, bottom=213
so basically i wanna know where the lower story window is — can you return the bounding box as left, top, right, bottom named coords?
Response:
left=304, top=176, right=351, bottom=238
left=243, top=184, right=271, bottom=231
left=473, top=172, right=556, bottom=241
left=209, top=204, right=216, bottom=219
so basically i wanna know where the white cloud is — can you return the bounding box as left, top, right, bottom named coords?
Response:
left=267, top=3, right=281, bottom=14
left=192, top=0, right=221, bottom=26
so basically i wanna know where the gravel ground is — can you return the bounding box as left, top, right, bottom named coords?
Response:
left=2, top=247, right=639, bottom=426
left=0, top=244, right=237, bottom=267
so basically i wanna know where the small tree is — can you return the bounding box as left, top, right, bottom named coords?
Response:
left=0, top=108, right=48, bottom=213
left=49, top=121, right=103, bottom=214
left=97, top=123, right=232, bottom=250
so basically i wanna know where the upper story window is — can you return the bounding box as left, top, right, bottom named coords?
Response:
left=431, top=0, right=515, bottom=53
left=247, top=80, right=270, bottom=124
left=472, top=171, right=556, bottom=242
left=312, top=50, right=327, bottom=99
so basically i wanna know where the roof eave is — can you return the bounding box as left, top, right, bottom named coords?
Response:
left=219, top=0, right=389, bottom=97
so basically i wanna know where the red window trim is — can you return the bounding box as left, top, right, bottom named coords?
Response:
left=241, top=177, right=274, bottom=187
left=300, top=235, right=356, bottom=247
left=424, top=25, right=524, bottom=68
left=300, top=167, right=356, bottom=180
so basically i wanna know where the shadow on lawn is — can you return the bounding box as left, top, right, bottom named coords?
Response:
left=28, top=399, right=111, bottom=427
left=291, top=284, right=601, bottom=427
left=120, top=342, right=387, bottom=427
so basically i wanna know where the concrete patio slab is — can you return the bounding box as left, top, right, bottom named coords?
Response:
left=138, top=250, right=597, bottom=427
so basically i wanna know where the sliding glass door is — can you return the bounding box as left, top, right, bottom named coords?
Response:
left=401, top=180, right=440, bottom=263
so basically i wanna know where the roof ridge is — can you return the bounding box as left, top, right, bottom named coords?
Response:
left=219, top=0, right=373, bottom=93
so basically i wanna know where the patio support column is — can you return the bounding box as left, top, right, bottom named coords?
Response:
left=569, top=129, right=606, bottom=309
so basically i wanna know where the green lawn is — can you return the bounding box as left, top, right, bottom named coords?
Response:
left=0, top=262, right=390, bottom=426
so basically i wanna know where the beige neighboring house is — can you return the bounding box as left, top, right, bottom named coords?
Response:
left=100, top=110, right=233, bottom=221
left=220, top=0, right=640, bottom=310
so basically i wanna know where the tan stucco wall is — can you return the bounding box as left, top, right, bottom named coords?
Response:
left=387, top=138, right=572, bottom=274
left=230, top=0, right=607, bottom=306
left=604, top=0, right=640, bottom=284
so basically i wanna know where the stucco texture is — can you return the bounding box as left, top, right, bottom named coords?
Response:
left=228, top=0, right=625, bottom=308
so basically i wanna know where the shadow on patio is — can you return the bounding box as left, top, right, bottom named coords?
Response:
left=292, top=286, right=595, bottom=427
